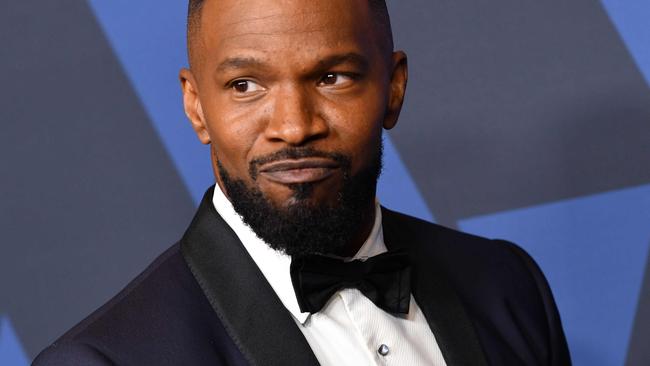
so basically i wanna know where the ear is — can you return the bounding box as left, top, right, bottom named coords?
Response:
left=383, top=51, right=408, bottom=130
left=179, top=68, right=211, bottom=144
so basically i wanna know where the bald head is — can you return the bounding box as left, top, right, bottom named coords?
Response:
left=186, top=0, right=394, bottom=69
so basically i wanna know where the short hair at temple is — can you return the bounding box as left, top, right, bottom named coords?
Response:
left=186, top=0, right=394, bottom=68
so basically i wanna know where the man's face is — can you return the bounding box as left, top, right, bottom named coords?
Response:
left=180, top=0, right=407, bottom=254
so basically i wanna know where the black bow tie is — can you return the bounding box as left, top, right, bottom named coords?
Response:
left=290, top=249, right=412, bottom=314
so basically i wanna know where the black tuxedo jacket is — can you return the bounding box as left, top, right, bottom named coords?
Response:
left=34, top=187, right=571, bottom=365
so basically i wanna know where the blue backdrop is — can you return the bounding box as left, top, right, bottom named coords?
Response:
left=1, top=1, right=649, bottom=365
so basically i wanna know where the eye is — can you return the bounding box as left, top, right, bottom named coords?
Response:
left=318, top=73, right=355, bottom=87
left=230, top=79, right=265, bottom=94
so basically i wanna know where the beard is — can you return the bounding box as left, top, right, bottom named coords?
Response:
left=217, top=142, right=383, bottom=258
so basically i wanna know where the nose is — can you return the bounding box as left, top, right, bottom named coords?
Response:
left=264, top=84, right=328, bottom=145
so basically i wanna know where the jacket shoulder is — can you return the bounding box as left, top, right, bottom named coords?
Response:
left=382, top=206, right=541, bottom=273
left=33, top=340, right=114, bottom=366
left=33, top=243, right=244, bottom=365
left=382, top=207, right=571, bottom=365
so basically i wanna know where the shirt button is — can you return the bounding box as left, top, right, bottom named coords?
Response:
left=377, top=344, right=390, bottom=356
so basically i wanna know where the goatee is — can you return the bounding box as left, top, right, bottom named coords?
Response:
left=217, top=143, right=383, bottom=257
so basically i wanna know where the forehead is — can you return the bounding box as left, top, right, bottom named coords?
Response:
left=197, top=0, right=377, bottom=68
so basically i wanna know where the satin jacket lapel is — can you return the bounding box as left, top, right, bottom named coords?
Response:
left=382, top=207, right=489, bottom=366
left=181, top=187, right=319, bottom=366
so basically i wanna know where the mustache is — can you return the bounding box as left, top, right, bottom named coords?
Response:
left=249, top=147, right=351, bottom=180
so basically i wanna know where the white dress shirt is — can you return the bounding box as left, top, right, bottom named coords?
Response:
left=212, top=185, right=447, bottom=366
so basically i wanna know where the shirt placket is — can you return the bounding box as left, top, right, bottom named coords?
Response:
left=339, top=289, right=399, bottom=365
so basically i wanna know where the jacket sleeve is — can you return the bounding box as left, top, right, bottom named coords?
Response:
left=505, top=241, right=572, bottom=366
left=32, top=340, right=115, bottom=366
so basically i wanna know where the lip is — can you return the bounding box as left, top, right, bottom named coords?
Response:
left=258, top=158, right=340, bottom=184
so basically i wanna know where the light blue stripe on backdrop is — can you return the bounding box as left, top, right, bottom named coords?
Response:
left=600, top=0, right=650, bottom=86
left=0, top=317, right=29, bottom=366
left=86, top=1, right=212, bottom=204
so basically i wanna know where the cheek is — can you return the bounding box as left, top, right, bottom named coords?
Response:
left=319, top=90, right=386, bottom=152
left=204, top=102, right=269, bottom=176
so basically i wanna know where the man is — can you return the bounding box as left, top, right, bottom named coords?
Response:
left=34, top=0, right=571, bottom=365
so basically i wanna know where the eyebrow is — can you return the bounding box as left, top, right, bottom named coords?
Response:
left=215, top=52, right=370, bottom=74
left=316, top=52, right=370, bottom=72
left=216, top=57, right=268, bottom=73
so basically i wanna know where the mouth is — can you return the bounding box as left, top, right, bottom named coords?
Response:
left=257, top=158, right=340, bottom=185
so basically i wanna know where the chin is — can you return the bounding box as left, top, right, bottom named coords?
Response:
left=270, top=182, right=343, bottom=209
left=259, top=174, right=344, bottom=207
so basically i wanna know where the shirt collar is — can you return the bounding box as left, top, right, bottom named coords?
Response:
left=212, top=184, right=386, bottom=324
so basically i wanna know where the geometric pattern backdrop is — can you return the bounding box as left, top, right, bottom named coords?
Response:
left=1, top=1, right=648, bottom=365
